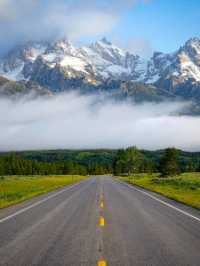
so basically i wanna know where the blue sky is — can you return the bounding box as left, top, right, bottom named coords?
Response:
left=110, top=0, right=200, bottom=53
left=0, top=0, right=199, bottom=56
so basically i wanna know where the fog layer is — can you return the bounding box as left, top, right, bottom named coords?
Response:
left=0, top=93, right=199, bottom=151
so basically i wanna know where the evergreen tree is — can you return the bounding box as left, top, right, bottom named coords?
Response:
left=125, top=147, right=144, bottom=174
left=114, top=147, right=145, bottom=175
left=159, top=148, right=180, bottom=177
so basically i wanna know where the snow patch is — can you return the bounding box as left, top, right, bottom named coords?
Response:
left=60, top=56, right=88, bottom=73
left=27, top=46, right=47, bottom=61
left=0, top=64, right=25, bottom=81
left=146, top=73, right=160, bottom=84
left=42, top=53, right=57, bottom=63
left=106, top=65, right=129, bottom=76
left=180, top=60, right=200, bottom=81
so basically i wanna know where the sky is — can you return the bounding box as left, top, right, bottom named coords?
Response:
left=109, top=0, right=200, bottom=55
left=0, top=0, right=199, bottom=57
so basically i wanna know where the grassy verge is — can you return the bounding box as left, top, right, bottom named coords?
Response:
left=118, top=173, right=200, bottom=209
left=0, top=175, right=88, bottom=209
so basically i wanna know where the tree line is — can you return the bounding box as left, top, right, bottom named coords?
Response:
left=0, top=147, right=200, bottom=176
left=114, top=147, right=200, bottom=176
left=0, top=153, right=113, bottom=176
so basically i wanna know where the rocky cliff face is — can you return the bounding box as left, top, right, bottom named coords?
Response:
left=0, top=76, right=52, bottom=99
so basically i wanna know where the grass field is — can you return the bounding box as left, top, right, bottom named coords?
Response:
left=0, top=175, right=87, bottom=209
left=119, top=173, right=200, bottom=209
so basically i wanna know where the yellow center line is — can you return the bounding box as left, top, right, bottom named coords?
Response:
left=100, top=201, right=104, bottom=208
left=99, top=216, right=105, bottom=227
left=98, top=260, right=107, bottom=266
left=98, top=191, right=106, bottom=266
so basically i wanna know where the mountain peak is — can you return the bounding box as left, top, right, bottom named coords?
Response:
left=1, top=36, right=200, bottom=93
left=186, top=37, right=200, bottom=43
left=54, top=37, right=72, bottom=46
left=44, top=38, right=77, bottom=57
left=100, top=37, right=112, bottom=45
left=51, top=38, right=74, bottom=51
left=184, top=37, right=200, bottom=49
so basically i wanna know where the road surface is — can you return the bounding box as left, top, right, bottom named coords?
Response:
left=0, top=176, right=200, bottom=266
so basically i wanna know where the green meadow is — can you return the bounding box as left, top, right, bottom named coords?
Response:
left=119, top=173, right=200, bottom=209
left=0, top=175, right=87, bottom=208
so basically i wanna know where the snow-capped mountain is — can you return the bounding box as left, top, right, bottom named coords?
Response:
left=0, top=38, right=146, bottom=84
left=0, top=41, right=48, bottom=81
left=1, top=37, right=200, bottom=103
left=146, top=38, right=200, bottom=86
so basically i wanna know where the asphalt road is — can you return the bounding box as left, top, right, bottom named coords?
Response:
left=0, top=176, right=200, bottom=266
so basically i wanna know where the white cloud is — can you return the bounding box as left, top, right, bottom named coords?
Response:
left=126, top=37, right=153, bottom=58
left=64, top=12, right=118, bottom=40
left=0, top=0, right=37, bottom=22
left=0, top=93, right=199, bottom=151
left=0, top=0, right=151, bottom=54
left=113, top=36, right=153, bottom=58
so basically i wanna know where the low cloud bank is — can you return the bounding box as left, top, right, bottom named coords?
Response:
left=0, top=93, right=200, bottom=151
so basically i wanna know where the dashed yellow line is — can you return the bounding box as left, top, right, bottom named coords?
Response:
left=99, top=216, right=105, bottom=227
left=100, top=201, right=104, bottom=208
left=98, top=260, right=107, bottom=266
left=98, top=191, right=106, bottom=265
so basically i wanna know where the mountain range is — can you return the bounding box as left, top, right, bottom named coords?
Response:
left=1, top=37, right=200, bottom=112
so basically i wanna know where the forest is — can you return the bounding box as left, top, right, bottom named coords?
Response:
left=0, top=147, right=200, bottom=176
